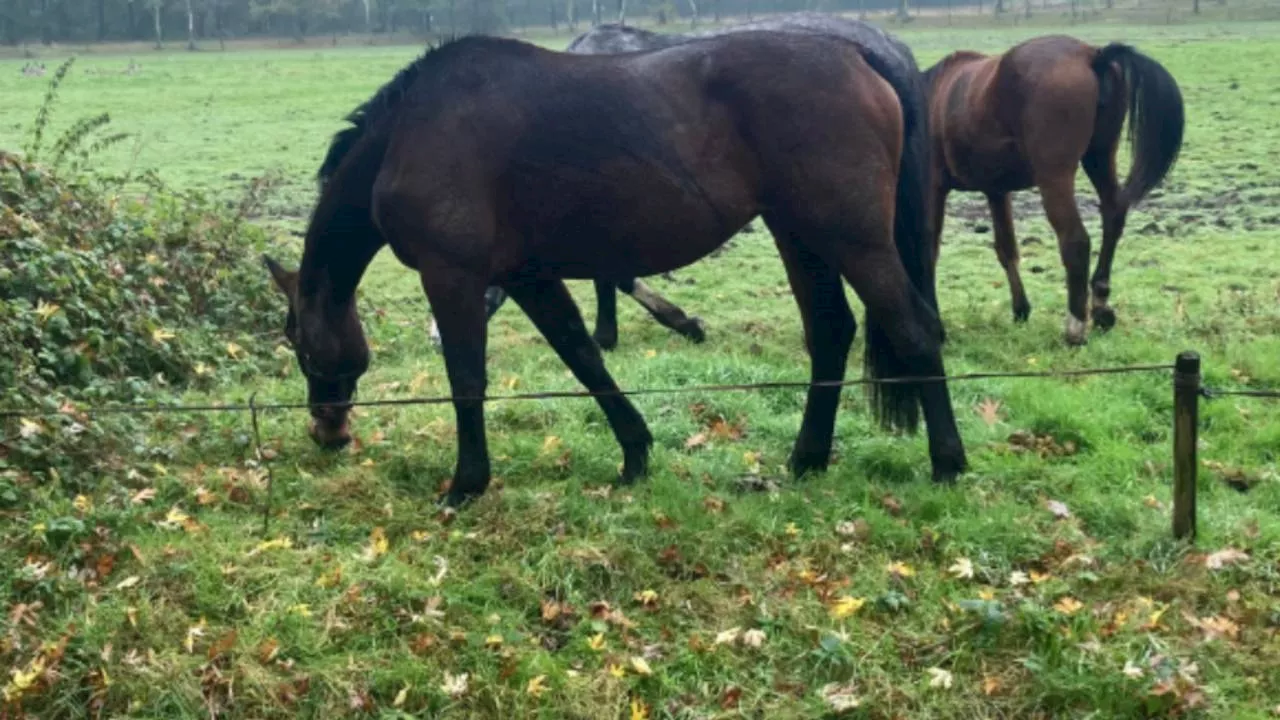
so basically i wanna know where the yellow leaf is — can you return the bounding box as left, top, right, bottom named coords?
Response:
left=288, top=604, right=311, bottom=618
left=886, top=561, right=916, bottom=579
left=948, top=557, right=974, bottom=580
left=631, top=698, right=650, bottom=720
left=830, top=596, right=866, bottom=619
left=315, top=566, right=343, bottom=588
left=193, top=362, right=212, bottom=377
left=644, top=349, right=657, bottom=359
left=607, top=663, right=626, bottom=679
left=982, top=675, right=1001, bottom=695
left=927, top=667, right=954, bottom=689
left=1053, top=597, right=1084, bottom=615
left=588, top=633, right=606, bottom=651
left=114, top=575, right=141, bottom=591
left=633, top=589, right=659, bottom=607
left=151, top=328, right=175, bottom=343
left=248, top=537, right=293, bottom=556
left=73, top=494, right=93, bottom=513
left=34, top=299, right=61, bottom=323
left=226, top=342, right=245, bottom=359
left=1029, top=571, right=1052, bottom=584
left=542, top=435, right=561, bottom=453
left=2, top=655, right=47, bottom=703
left=183, top=618, right=207, bottom=653
left=370, top=527, right=389, bottom=557
left=18, top=418, right=43, bottom=439
left=526, top=675, right=548, bottom=698
left=629, top=657, right=653, bottom=676
left=784, top=522, right=801, bottom=537
left=485, top=634, right=503, bottom=648
left=411, top=530, right=431, bottom=542
left=393, top=684, right=410, bottom=708
left=978, top=588, right=996, bottom=601
left=130, top=488, right=156, bottom=505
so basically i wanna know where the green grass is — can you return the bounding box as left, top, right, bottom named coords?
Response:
left=4, top=17, right=1280, bottom=720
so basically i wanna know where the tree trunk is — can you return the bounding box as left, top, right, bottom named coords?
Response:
left=185, top=0, right=196, bottom=49
left=362, top=0, right=371, bottom=31
left=449, top=0, right=456, bottom=34
left=1193, top=0, right=1200, bottom=13
left=896, top=0, right=908, bottom=22
left=617, top=0, right=625, bottom=23
left=1026, top=0, right=1032, bottom=17
left=127, top=0, right=137, bottom=39
left=97, top=0, right=108, bottom=40
left=995, top=0, right=1004, bottom=13
left=549, top=0, right=558, bottom=29
left=687, top=0, right=698, bottom=27
left=152, top=0, right=162, bottom=49
left=591, top=0, right=599, bottom=26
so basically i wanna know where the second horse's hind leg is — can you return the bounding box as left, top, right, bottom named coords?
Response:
left=1082, top=145, right=1128, bottom=331
left=614, top=278, right=707, bottom=345
left=1039, top=173, right=1092, bottom=346
left=987, top=192, right=1032, bottom=322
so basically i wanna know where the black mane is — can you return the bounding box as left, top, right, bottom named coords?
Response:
left=315, top=35, right=532, bottom=188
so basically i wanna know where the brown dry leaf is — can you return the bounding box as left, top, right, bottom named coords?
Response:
left=1053, top=597, right=1084, bottom=615
left=703, top=496, right=725, bottom=514
left=976, top=398, right=1003, bottom=427
left=881, top=494, right=903, bottom=516
left=207, top=629, right=237, bottom=660
left=819, top=682, right=861, bottom=712
left=258, top=638, right=280, bottom=663
left=684, top=432, right=708, bottom=450
left=708, top=416, right=745, bottom=441
left=720, top=686, right=743, bottom=709
left=130, top=488, right=157, bottom=505
left=982, top=675, right=1001, bottom=696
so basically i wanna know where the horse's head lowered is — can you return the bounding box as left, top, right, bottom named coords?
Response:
left=263, top=254, right=369, bottom=449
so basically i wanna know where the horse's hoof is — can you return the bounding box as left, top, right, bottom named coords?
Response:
left=931, top=451, right=967, bottom=484
left=1092, top=305, right=1116, bottom=331
left=593, top=331, right=618, bottom=352
left=682, top=317, right=707, bottom=344
left=788, top=447, right=830, bottom=479
left=1012, top=300, right=1032, bottom=323
left=1064, top=315, right=1088, bottom=346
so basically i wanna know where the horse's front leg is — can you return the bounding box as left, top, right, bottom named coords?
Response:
left=419, top=263, right=492, bottom=506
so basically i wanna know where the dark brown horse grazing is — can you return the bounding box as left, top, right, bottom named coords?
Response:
left=923, top=35, right=1184, bottom=345
left=264, top=32, right=967, bottom=507
left=435, top=12, right=932, bottom=352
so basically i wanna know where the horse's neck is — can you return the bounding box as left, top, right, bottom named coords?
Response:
left=298, top=202, right=383, bottom=311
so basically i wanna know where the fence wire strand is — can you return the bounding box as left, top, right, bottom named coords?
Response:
left=0, top=362, right=1176, bottom=420
left=1201, top=387, right=1280, bottom=400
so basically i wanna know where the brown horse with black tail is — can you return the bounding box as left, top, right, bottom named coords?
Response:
left=923, top=35, right=1184, bottom=345
left=263, top=32, right=966, bottom=507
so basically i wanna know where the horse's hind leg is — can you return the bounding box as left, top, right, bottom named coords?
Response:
left=764, top=215, right=857, bottom=477
left=987, top=192, right=1032, bottom=322
left=507, top=275, right=653, bottom=484
left=591, top=280, right=620, bottom=350
left=1038, top=172, right=1092, bottom=346
left=616, top=278, right=707, bottom=345
left=429, top=285, right=507, bottom=349
left=1082, top=140, right=1128, bottom=331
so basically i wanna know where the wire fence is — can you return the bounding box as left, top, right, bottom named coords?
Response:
left=3, top=350, right=1277, bottom=539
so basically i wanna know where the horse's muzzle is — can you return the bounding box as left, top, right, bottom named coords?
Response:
left=309, top=409, right=351, bottom=449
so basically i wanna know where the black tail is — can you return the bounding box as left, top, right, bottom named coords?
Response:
left=1092, top=43, right=1185, bottom=205
left=858, top=47, right=941, bottom=434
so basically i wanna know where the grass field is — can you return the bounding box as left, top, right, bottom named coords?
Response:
left=4, top=15, right=1280, bottom=719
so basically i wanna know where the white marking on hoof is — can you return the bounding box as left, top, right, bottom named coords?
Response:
left=1064, top=314, right=1087, bottom=346
left=428, top=318, right=443, bottom=349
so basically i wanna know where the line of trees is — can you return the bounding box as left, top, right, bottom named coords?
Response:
left=0, top=0, right=1210, bottom=48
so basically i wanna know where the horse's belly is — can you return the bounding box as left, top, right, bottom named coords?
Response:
left=948, top=144, right=1034, bottom=193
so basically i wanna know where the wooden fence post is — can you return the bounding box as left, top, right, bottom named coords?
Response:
left=1172, top=351, right=1200, bottom=541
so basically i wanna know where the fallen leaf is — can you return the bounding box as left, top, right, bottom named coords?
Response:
left=720, top=686, right=743, bottom=709
left=785, top=522, right=801, bottom=537
left=629, top=657, right=653, bottom=676
left=742, top=629, right=767, bottom=648
left=258, top=638, right=280, bottom=663
left=130, top=488, right=157, bottom=505
left=526, top=675, right=548, bottom=698
left=684, top=432, right=708, bottom=450
left=630, top=698, right=650, bottom=720
left=114, top=576, right=140, bottom=591
left=393, top=684, right=410, bottom=708
left=830, top=596, right=866, bottom=619
left=982, top=675, right=1001, bottom=695
left=1008, top=571, right=1030, bottom=587
left=820, top=682, right=861, bottom=711
left=1029, top=570, right=1052, bottom=584
left=151, top=328, right=175, bottom=343
left=183, top=618, right=206, bottom=653
left=18, top=418, right=43, bottom=439
left=73, top=494, right=93, bottom=513
left=1143, top=495, right=1162, bottom=509
left=607, top=664, right=625, bottom=679
left=976, top=398, right=1003, bottom=426
left=886, top=561, right=915, bottom=579
left=1045, top=500, right=1072, bottom=519
left=714, top=627, right=741, bottom=646
left=1123, top=660, right=1144, bottom=679
left=1053, top=597, right=1084, bottom=615
left=440, top=672, right=468, bottom=699
left=248, top=537, right=293, bottom=556
left=927, top=667, right=954, bottom=690
left=633, top=589, right=659, bottom=607
left=588, top=633, right=606, bottom=651
left=1205, top=548, right=1249, bottom=570
left=948, top=557, right=975, bottom=580
left=484, top=634, right=503, bottom=648
left=835, top=521, right=859, bottom=537
left=207, top=629, right=237, bottom=660
left=542, top=435, right=562, bottom=453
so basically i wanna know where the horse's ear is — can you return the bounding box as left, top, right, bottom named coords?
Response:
left=262, top=254, right=298, bottom=299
